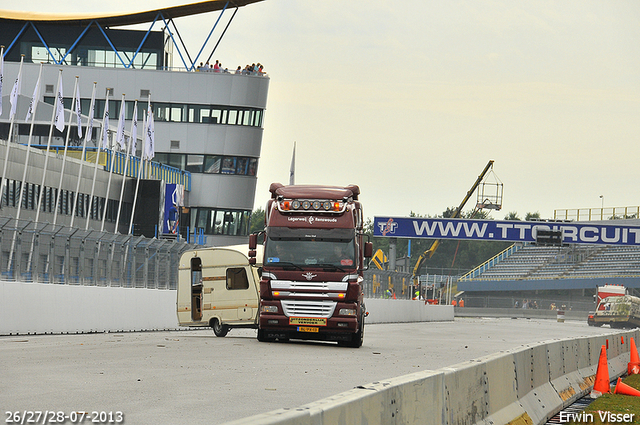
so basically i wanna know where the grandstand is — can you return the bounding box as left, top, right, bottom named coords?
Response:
left=457, top=216, right=640, bottom=304
left=463, top=244, right=640, bottom=282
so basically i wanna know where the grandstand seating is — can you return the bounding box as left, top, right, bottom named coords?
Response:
left=468, top=244, right=640, bottom=281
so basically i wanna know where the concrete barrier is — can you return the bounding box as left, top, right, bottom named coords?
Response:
left=365, top=299, right=453, bottom=324
left=0, top=281, right=178, bottom=335
left=0, top=281, right=453, bottom=335
left=226, top=329, right=640, bottom=425
left=512, top=343, right=562, bottom=425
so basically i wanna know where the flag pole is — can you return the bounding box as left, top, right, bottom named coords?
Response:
left=8, top=62, right=42, bottom=275
left=86, top=90, right=109, bottom=230
left=130, top=102, right=147, bottom=235
left=16, top=63, right=43, bottom=222
left=289, top=141, right=296, bottom=185
left=101, top=94, right=125, bottom=232
left=0, top=55, right=24, bottom=209
left=70, top=82, right=96, bottom=227
left=34, top=69, right=63, bottom=225
left=115, top=100, right=137, bottom=234
left=53, top=76, right=79, bottom=225
left=0, top=45, right=5, bottom=118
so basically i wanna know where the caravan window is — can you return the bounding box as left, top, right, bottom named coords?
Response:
left=226, top=268, right=249, bottom=290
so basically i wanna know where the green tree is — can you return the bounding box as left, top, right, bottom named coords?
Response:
left=504, top=211, right=521, bottom=221
left=249, top=207, right=265, bottom=234
left=525, top=211, right=541, bottom=220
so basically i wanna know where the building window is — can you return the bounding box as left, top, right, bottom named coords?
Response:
left=186, top=155, right=204, bottom=173
left=191, top=208, right=250, bottom=236
left=204, top=156, right=221, bottom=173
left=158, top=153, right=258, bottom=176
left=221, top=157, right=236, bottom=174
left=44, top=98, right=264, bottom=128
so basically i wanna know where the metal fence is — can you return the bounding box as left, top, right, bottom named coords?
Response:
left=0, top=218, right=199, bottom=289
left=363, top=270, right=458, bottom=301
left=461, top=295, right=596, bottom=312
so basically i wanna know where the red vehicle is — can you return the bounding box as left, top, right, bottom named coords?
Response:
left=249, top=183, right=373, bottom=347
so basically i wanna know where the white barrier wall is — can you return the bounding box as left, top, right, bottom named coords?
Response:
left=225, top=330, right=640, bottom=425
left=0, top=282, right=452, bottom=335
left=365, top=298, right=453, bottom=324
left=0, top=281, right=178, bottom=335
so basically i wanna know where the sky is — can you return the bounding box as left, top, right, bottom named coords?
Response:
left=8, top=0, right=640, bottom=222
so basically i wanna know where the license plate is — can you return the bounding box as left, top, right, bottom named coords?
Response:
left=297, top=326, right=319, bottom=333
left=289, top=317, right=327, bottom=326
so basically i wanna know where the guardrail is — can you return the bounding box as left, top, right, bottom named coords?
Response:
left=225, top=329, right=637, bottom=425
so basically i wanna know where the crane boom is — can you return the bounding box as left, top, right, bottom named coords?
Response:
left=411, top=160, right=495, bottom=282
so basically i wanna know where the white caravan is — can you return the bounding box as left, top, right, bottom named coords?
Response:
left=177, top=245, right=262, bottom=336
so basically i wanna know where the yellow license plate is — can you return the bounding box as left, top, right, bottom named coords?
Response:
left=289, top=317, right=327, bottom=326
left=297, top=326, right=319, bottom=333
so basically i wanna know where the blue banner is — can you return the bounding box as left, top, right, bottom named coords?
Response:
left=373, top=217, right=640, bottom=246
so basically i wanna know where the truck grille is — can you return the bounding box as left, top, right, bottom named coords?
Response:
left=271, top=280, right=347, bottom=291
left=281, top=300, right=337, bottom=318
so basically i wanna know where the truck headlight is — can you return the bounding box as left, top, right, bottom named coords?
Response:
left=261, top=305, right=278, bottom=313
left=339, top=308, right=356, bottom=316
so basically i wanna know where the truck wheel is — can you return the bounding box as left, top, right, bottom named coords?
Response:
left=342, top=314, right=365, bottom=348
left=211, top=319, right=229, bottom=337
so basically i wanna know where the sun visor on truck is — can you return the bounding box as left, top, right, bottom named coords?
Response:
left=267, top=227, right=355, bottom=241
left=269, top=183, right=360, bottom=201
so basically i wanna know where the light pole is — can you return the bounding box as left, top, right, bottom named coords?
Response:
left=600, top=195, right=604, bottom=220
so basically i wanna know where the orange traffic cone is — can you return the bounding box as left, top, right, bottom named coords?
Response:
left=614, top=377, right=640, bottom=397
left=591, top=345, right=610, bottom=397
left=628, top=337, right=640, bottom=375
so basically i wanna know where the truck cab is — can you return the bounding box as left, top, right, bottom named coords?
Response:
left=249, top=183, right=373, bottom=347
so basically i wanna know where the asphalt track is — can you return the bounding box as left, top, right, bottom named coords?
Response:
left=0, top=318, right=619, bottom=425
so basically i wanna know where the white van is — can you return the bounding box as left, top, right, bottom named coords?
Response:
left=177, top=245, right=262, bottom=336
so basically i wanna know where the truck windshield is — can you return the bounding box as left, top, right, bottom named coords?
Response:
left=265, top=228, right=356, bottom=269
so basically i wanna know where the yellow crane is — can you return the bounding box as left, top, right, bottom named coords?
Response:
left=411, top=160, right=501, bottom=287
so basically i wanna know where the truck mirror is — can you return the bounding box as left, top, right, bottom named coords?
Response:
left=249, top=234, right=257, bottom=250
left=364, top=242, right=373, bottom=258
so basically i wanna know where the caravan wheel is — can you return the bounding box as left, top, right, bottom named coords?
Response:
left=211, top=319, right=230, bottom=337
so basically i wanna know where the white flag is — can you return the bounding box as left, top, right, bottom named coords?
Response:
left=25, top=66, right=41, bottom=122
left=75, top=81, right=82, bottom=138
left=0, top=47, right=4, bottom=117
left=130, top=101, right=138, bottom=156
left=85, top=83, right=96, bottom=144
left=9, top=56, right=23, bottom=120
left=116, top=96, right=125, bottom=151
left=54, top=76, right=65, bottom=132
left=102, top=94, right=110, bottom=149
left=144, top=100, right=155, bottom=160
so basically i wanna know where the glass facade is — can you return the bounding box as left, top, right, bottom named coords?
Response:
left=190, top=208, right=250, bottom=236
left=156, top=153, right=258, bottom=176
left=1, top=178, right=127, bottom=223
left=45, top=98, right=264, bottom=128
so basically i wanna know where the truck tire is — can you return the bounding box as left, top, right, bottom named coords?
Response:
left=341, top=313, right=365, bottom=348
left=211, top=319, right=229, bottom=337
left=257, top=329, right=266, bottom=342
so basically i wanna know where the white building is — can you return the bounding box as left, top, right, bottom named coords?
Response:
left=0, top=1, right=269, bottom=245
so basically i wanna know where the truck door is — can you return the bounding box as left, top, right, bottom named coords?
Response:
left=191, top=257, right=203, bottom=321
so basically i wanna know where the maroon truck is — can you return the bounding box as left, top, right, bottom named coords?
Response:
left=249, top=183, right=373, bottom=347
